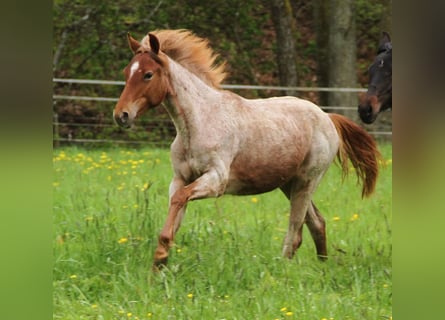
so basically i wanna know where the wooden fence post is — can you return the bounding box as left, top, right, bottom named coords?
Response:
left=53, top=113, right=59, bottom=148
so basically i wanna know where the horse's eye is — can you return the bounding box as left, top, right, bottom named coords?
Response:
left=144, top=72, right=153, bottom=81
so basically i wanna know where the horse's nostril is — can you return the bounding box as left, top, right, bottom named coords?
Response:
left=365, top=105, right=372, bottom=116
left=114, top=110, right=131, bottom=128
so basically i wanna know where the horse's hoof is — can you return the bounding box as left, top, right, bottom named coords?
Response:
left=152, top=257, right=168, bottom=272
left=317, top=254, right=328, bottom=261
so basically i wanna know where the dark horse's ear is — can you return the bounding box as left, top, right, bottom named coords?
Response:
left=127, top=33, right=141, bottom=54
left=382, top=31, right=391, bottom=43
left=378, top=31, right=392, bottom=53
left=148, top=33, right=160, bottom=55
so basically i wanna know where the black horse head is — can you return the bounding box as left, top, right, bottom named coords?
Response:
left=358, top=32, right=392, bottom=124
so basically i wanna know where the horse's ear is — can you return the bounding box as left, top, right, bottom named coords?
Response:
left=378, top=31, right=392, bottom=53
left=148, top=33, right=160, bottom=55
left=382, top=31, right=391, bottom=43
left=127, top=33, right=141, bottom=54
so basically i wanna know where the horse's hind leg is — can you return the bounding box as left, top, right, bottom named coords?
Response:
left=281, top=180, right=316, bottom=259
left=280, top=185, right=326, bottom=259
left=306, top=201, right=327, bottom=260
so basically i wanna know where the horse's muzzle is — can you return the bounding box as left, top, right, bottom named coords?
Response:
left=113, top=111, right=132, bottom=128
left=358, top=94, right=380, bottom=124
left=358, top=104, right=376, bottom=124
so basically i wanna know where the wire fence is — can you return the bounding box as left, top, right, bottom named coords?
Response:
left=53, top=78, right=392, bottom=147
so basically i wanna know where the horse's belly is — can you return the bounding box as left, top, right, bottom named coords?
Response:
left=225, top=166, right=294, bottom=195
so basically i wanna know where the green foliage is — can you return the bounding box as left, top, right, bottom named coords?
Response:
left=356, top=0, right=388, bottom=47
left=53, top=144, right=392, bottom=319
left=53, top=0, right=269, bottom=83
left=53, top=1, right=392, bottom=147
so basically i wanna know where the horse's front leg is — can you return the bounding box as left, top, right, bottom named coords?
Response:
left=153, top=169, right=228, bottom=270
left=153, top=177, right=186, bottom=270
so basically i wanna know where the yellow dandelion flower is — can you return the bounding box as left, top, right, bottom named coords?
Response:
left=56, top=235, right=64, bottom=245
left=127, top=312, right=132, bottom=317
left=147, top=312, right=152, bottom=317
left=285, top=311, right=293, bottom=316
left=350, top=213, right=359, bottom=221
left=118, top=237, right=128, bottom=244
left=91, top=304, right=98, bottom=309
left=280, top=307, right=287, bottom=312
left=383, top=283, right=389, bottom=288
left=85, top=216, right=93, bottom=222
left=176, top=248, right=182, bottom=253
left=118, top=310, right=125, bottom=315
left=251, top=197, right=258, bottom=203
left=333, top=216, right=340, bottom=221
left=133, top=204, right=139, bottom=209
left=187, top=293, right=193, bottom=298
left=69, top=274, right=77, bottom=279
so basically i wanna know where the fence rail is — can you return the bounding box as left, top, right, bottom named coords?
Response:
left=53, top=78, right=368, bottom=93
left=53, top=78, right=391, bottom=146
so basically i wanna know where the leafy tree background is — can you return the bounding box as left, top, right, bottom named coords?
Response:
left=53, top=0, right=391, bottom=145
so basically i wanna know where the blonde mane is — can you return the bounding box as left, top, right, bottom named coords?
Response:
left=141, top=29, right=227, bottom=88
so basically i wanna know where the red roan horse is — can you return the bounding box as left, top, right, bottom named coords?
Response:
left=358, top=32, right=392, bottom=124
left=113, top=29, right=380, bottom=270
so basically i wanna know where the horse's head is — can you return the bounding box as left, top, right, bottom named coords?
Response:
left=113, top=33, right=173, bottom=128
left=358, top=32, right=392, bottom=124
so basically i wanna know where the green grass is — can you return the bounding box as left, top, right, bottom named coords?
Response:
left=53, top=144, right=392, bottom=320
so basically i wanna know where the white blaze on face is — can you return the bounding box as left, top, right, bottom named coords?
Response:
left=129, top=61, right=139, bottom=79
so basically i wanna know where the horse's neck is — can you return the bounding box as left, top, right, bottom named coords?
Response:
left=164, top=58, right=222, bottom=140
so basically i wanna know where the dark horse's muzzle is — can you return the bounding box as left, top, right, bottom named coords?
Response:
left=358, top=95, right=379, bottom=124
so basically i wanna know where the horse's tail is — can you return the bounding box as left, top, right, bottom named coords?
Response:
left=328, top=113, right=381, bottom=198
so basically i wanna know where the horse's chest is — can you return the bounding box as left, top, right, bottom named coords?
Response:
left=177, top=155, right=210, bottom=182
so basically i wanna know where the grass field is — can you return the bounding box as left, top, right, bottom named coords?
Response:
left=53, top=143, right=392, bottom=320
